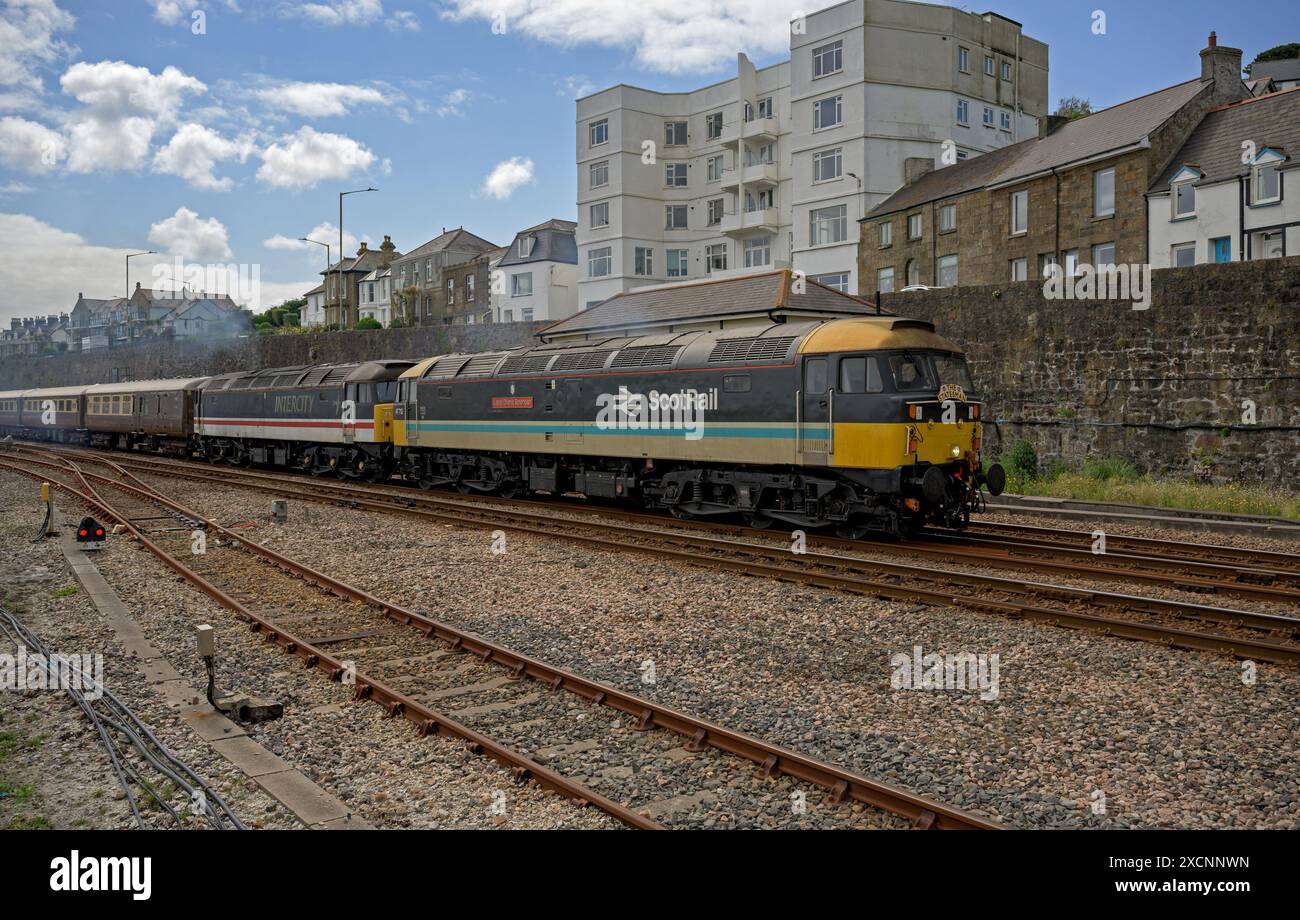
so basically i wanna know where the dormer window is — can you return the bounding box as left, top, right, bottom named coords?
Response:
left=1169, top=165, right=1202, bottom=219
left=518, top=235, right=534, bottom=258
left=1251, top=149, right=1285, bottom=205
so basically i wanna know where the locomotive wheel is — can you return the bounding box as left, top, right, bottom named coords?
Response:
left=742, top=512, right=773, bottom=530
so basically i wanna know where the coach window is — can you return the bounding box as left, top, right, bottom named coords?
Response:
left=839, top=356, right=883, bottom=393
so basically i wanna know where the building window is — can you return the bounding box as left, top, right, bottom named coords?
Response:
left=1254, top=229, right=1284, bottom=259
left=939, top=203, right=956, bottom=232
left=905, top=259, right=919, bottom=287
left=958, top=47, right=970, bottom=72
left=425, top=258, right=433, bottom=282
left=1000, top=111, right=1012, bottom=131
left=809, top=204, right=848, bottom=246
left=1010, top=190, right=1028, bottom=234
left=907, top=213, right=922, bottom=240
left=521, top=308, right=533, bottom=322
left=812, top=147, right=842, bottom=182
left=812, top=272, right=849, bottom=292
left=1092, top=167, right=1115, bottom=217
left=665, top=121, right=687, bottom=146
left=667, top=249, right=689, bottom=277
left=665, top=204, right=688, bottom=229
left=757, top=96, right=773, bottom=119
left=511, top=272, right=532, bottom=297
left=984, top=55, right=995, bottom=76
left=446, top=278, right=454, bottom=305
left=706, top=112, right=723, bottom=140
left=983, top=106, right=994, bottom=127
left=1172, top=243, right=1196, bottom=267
left=590, top=160, right=609, bottom=188
left=813, top=40, right=843, bottom=78
left=590, top=201, right=610, bottom=228
left=1039, top=253, right=1058, bottom=278
left=1002, top=60, right=1012, bottom=80
left=876, top=267, right=895, bottom=293
left=746, top=142, right=774, bottom=166
left=707, top=198, right=724, bottom=226
left=1063, top=248, right=1079, bottom=276
left=587, top=247, right=612, bottom=278
left=466, top=275, right=475, bottom=301
left=707, top=155, right=724, bottom=182
left=937, top=254, right=958, bottom=287
left=589, top=118, right=608, bottom=147
left=1253, top=162, right=1280, bottom=204
left=742, top=236, right=771, bottom=268
left=1173, top=180, right=1196, bottom=218
left=633, top=246, right=654, bottom=276
left=956, top=99, right=969, bottom=125
left=745, top=188, right=775, bottom=211
left=665, top=163, right=688, bottom=187
left=813, top=95, right=842, bottom=130
left=1010, top=257, right=1027, bottom=281
left=1093, top=242, right=1116, bottom=269
left=518, top=236, right=534, bottom=258
left=705, top=243, right=727, bottom=273
left=878, top=221, right=892, bottom=247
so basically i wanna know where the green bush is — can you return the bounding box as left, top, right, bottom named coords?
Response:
left=355, top=317, right=382, bottom=330
left=1082, top=456, right=1140, bottom=482
left=1005, top=439, right=1039, bottom=479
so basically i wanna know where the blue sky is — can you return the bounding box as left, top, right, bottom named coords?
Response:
left=0, top=0, right=1295, bottom=322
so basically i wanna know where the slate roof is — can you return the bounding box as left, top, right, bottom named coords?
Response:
left=323, top=245, right=399, bottom=276
left=1247, top=57, right=1300, bottom=83
left=536, top=270, right=878, bottom=340
left=866, top=79, right=1210, bottom=218
left=401, top=227, right=497, bottom=261
left=1150, top=87, right=1300, bottom=192
left=498, top=218, right=578, bottom=268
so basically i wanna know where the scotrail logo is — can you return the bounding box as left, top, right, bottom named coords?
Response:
left=1, top=645, right=103, bottom=700
left=595, top=386, right=717, bottom=441
left=50, top=852, right=151, bottom=901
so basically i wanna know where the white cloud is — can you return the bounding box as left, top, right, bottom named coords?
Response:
left=153, top=123, right=254, bottom=190
left=147, top=206, right=234, bottom=261
left=253, top=81, right=389, bottom=118
left=264, top=222, right=362, bottom=263
left=480, top=156, right=533, bottom=200
left=297, top=0, right=384, bottom=27
left=387, top=9, right=419, bottom=31
left=0, top=0, right=76, bottom=92
left=59, top=60, right=207, bottom=173
left=436, top=88, right=471, bottom=118
left=0, top=212, right=134, bottom=319
left=148, top=1, right=240, bottom=25
left=557, top=75, right=596, bottom=99
left=0, top=180, right=33, bottom=194
left=256, top=126, right=377, bottom=190
left=0, top=115, right=65, bottom=171
left=442, top=1, right=832, bottom=75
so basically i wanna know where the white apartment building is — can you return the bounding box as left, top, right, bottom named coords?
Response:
left=1147, top=88, right=1300, bottom=267
left=575, top=0, right=1047, bottom=305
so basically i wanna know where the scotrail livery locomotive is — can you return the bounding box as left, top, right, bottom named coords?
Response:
left=0, top=315, right=1003, bottom=536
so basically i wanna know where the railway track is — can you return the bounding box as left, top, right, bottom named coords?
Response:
left=0, top=451, right=997, bottom=830
left=27, top=446, right=1300, bottom=667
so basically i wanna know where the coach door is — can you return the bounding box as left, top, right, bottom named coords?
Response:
left=799, top=356, right=831, bottom=466
left=342, top=384, right=357, bottom=444
left=398, top=379, right=420, bottom=447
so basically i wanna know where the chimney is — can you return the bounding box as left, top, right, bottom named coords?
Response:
left=904, top=157, right=934, bottom=185
left=135, top=281, right=142, bottom=290
left=1038, top=114, right=1070, bottom=139
left=379, top=234, right=396, bottom=268
left=357, top=241, right=368, bottom=255
left=1200, top=31, right=1243, bottom=93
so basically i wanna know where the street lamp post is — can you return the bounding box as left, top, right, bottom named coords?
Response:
left=125, top=250, right=157, bottom=301
left=298, top=238, right=331, bottom=326
left=338, top=187, right=378, bottom=328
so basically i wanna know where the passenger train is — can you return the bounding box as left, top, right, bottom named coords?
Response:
left=0, top=313, right=1004, bottom=536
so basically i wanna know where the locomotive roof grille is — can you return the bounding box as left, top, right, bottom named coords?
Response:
left=459, top=354, right=506, bottom=377
left=498, top=354, right=556, bottom=376
left=707, top=335, right=798, bottom=364
left=609, top=344, right=682, bottom=369
left=550, top=350, right=614, bottom=372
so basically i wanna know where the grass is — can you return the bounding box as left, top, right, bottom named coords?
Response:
left=50, top=585, right=78, bottom=598
left=995, top=442, right=1300, bottom=520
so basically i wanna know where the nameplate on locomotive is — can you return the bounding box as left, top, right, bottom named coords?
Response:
left=492, top=396, right=534, bottom=410
left=938, top=384, right=967, bottom=403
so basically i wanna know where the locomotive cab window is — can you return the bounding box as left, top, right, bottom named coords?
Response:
left=933, top=353, right=974, bottom=391
left=889, top=354, right=934, bottom=392
left=839, top=357, right=884, bottom=394
left=804, top=358, right=828, bottom=394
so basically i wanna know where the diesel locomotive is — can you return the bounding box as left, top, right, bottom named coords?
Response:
left=0, top=313, right=1003, bottom=537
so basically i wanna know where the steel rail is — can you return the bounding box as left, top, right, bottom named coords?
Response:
left=2, top=456, right=998, bottom=830
left=55, top=452, right=1300, bottom=658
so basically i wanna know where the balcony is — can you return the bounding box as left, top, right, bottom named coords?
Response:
left=721, top=207, right=780, bottom=236
left=742, top=116, right=780, bottom=143
left=741, top=161, right=779, bottom=187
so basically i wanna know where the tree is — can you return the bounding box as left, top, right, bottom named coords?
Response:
left=1055, top=96, right=1092, bottom=120
left=1251, top=43, right=1299, bottom=65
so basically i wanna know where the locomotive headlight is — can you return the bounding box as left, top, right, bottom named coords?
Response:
left=949, top=444, right=962, bottom=458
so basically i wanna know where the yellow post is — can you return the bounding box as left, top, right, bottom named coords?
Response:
left=40, top=482, right=50, bottom=503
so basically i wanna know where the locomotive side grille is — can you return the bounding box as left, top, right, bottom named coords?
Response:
left=610, top=345, right=682, bottom=368
left=321, top=366, right=352, bottom=385
left=551, top=350, right=615, bottom=372
left=498, top=354, right=556, bottom=376
left=458, top=354, right=506, bottom=377
left=707, top=336, right=797, bottom=364
left=423, top=356, right=469, bottom=378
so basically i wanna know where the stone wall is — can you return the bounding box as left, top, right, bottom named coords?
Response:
left=879, top=255, right=1300, bottom=482
left=0, top=322, right=547, bottom=390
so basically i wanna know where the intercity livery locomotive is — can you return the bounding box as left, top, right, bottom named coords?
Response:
left=0, top=313, right=1003, bottom=536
